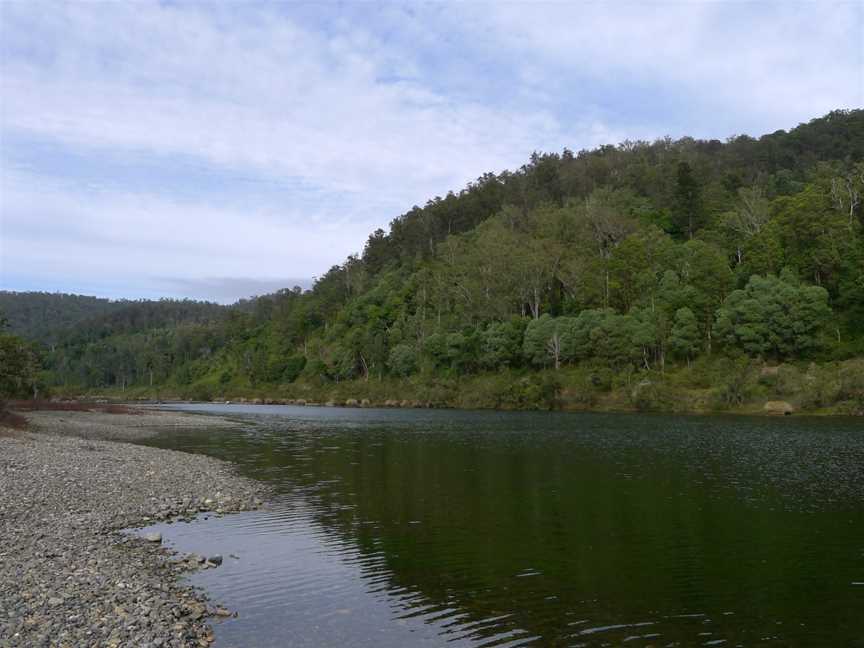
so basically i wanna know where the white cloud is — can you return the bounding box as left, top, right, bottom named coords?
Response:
left=1, top=1, right=861, bottom=300
left=0, top=170, right=372, bottom=288
left=450, top=1, right=863, bottom=133
left=0, top=3, right=590, bottom=209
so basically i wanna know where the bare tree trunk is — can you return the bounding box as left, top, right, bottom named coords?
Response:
left=604, top=269, right=610, bottom=308
left=546, top=332, right=561, bottom=370
left=359, top=353, right=369, bottom=382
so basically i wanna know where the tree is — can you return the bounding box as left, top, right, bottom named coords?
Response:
left=677, top=240, right=734, bottom=353
left=608, top=226, right=676, bottom=311
left=589, top=313, right=643, bottom=369
left=672, top=161, right=704, bottom=239
left=581, top=189, right=637, bottom=306
left=720, top=186, right=772, bottom=265
left=388, top=343, right=418, bottom=377
left=714, top=272, right=831, bottom=358
left=773, top=184, right=852, bottom=291
left=479, top=319, right=527, bottom=369
left=0, top=331, right=40, bottom=398
left=669, top=308, right=700, bottom=362
left=524, top=315, right=574, bottom=367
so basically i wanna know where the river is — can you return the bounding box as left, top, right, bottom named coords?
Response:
left=140, top=404, right=864, bottom=647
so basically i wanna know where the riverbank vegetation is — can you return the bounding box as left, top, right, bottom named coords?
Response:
left=2, top=110, right=863, bottom=415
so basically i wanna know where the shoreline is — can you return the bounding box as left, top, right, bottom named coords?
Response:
left=54, top=356, right=864, bottom=418
left=0, top=409, right=267, bottom=648
left=57, top=395, right=859, bottom=418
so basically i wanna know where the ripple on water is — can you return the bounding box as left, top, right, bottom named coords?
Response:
left=144, top=405, right=864, bottom=647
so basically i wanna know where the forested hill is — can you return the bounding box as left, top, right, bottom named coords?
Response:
left=0, top=292, right=125, bottom=345
left=4, top=109, right=864, bottom=413
left=0, top=292, right=226, bottom=347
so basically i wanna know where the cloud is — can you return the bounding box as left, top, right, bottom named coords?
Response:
left=1, top=1, right=861, bottom=301
left=0, top=168, right=372, bottom=286
left=0, top=3, right=586, bottom=206
left=446, top=2, right=863, bottom=136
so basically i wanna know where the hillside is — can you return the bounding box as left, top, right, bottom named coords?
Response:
left=4, top=109, right=864, bottom=414
left=0, top=292, right=126, bottom=346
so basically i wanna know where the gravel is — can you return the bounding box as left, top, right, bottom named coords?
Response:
left=0, top=410, right=267, bottom=648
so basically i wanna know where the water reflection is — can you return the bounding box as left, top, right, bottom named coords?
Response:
left=145, top=405, right=864, bottom=646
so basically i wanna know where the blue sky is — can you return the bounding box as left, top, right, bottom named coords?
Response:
left=1, top=1, right=862, bottom=303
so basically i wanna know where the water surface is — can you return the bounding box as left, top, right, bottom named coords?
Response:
left=144, top=405, right=864, bottom=647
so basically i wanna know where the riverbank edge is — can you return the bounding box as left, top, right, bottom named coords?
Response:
left=51, top=357, right=864, bottom=417
left=45, top=394, right=862, bottom=417
left=0, top=409, right=268, bottom=648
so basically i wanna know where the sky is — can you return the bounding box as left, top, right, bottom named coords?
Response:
left=1, top=1, right=862, bottom=303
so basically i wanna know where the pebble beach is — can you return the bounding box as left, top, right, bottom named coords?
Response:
left=0, top=409, right=266, bottom=648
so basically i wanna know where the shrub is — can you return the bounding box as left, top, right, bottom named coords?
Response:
left=388, top=343, right=418, bottom=377
left=715, top=272, right=831, bottom=358
left=282, top=355, right=307, bottom=382
left=714, top=357, right=755, bottom=407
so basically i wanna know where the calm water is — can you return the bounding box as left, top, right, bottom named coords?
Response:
left=141, top=405, right=864, bottom=647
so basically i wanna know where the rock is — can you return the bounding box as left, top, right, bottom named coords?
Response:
left=384, top=399, right=399, bottom=407
left=214, top=607, right=232, bottom=617
left=360, top=399, right=371, bottom=407
left=0, top=409, right=268, bottom=648
left=345, top=398, right=359, bottom=407
left=208, top=555, right=223, bottom=566
left=764, top=400, right=795, bottom=415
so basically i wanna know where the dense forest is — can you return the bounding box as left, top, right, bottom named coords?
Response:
left=3, top=110, right=863, bottom=414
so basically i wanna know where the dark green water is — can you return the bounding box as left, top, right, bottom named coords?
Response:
left=143, top=404, right=864, bottom=647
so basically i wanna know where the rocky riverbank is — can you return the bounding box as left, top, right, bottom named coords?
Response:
left=0, top=410, right=266, bottom=648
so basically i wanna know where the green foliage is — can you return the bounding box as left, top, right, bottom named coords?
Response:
left=523, top=315, right=566, bottom=367
left=672, top=161, right=704, bottom=239
left=388, top=343, right=418, bottom=377
left=0, top=330, right=41, bottom=398
left=478, top=319, right=527, bottom=369
left=715, top=272, right=831, bottom=358
left=629, top=379, right=681, bottom=412
left=715, top=358, right=756, bottom=407
left=282, top=355, right=307, bottom=383
left=669, top=308, right=700, bottom=360
left=4, top=110, right=863, bottom=405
